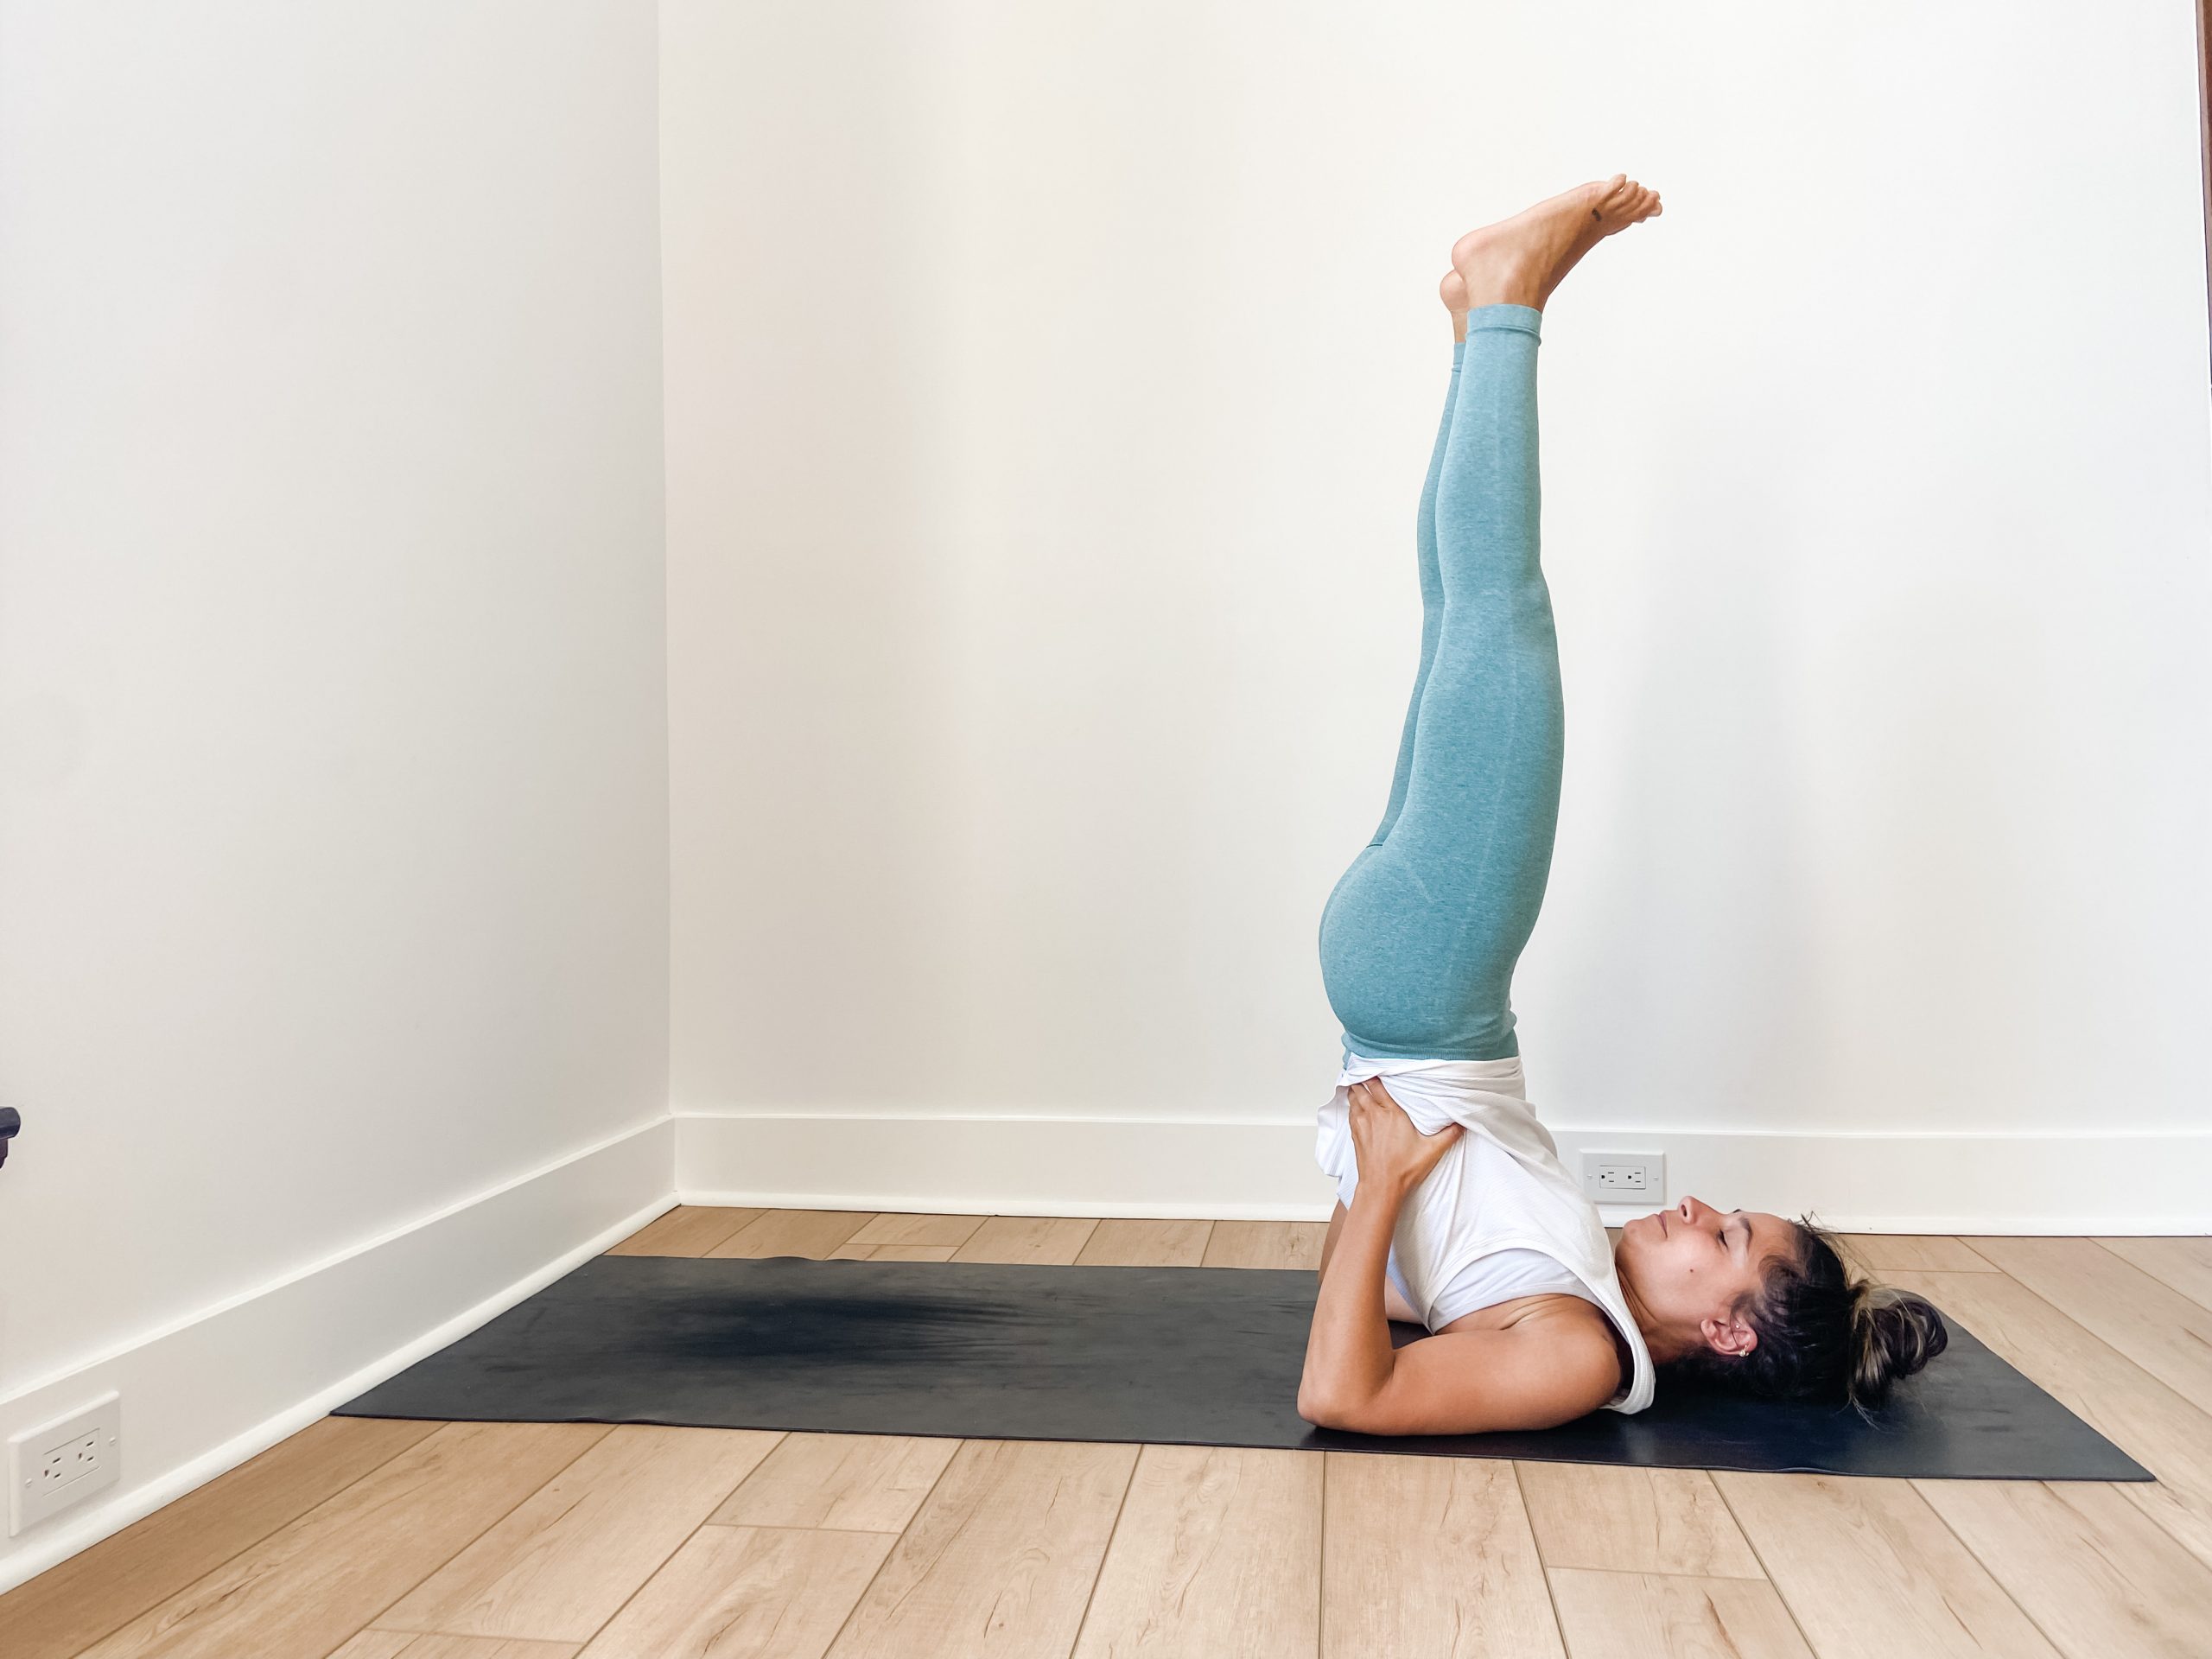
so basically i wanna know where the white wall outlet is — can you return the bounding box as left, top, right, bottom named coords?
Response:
left=1580, top=1152, right=1665, bottom=1206
left=9, top=1392, right=120, bottom=1535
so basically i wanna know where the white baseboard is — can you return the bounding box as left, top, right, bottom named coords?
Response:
left=0, top=1116, right=677, bottom=1597
left=676, top=1110, right=2212, bottom=1235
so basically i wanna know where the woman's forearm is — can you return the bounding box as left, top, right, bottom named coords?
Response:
left=1300, top=1179, right=1407, bottom=1416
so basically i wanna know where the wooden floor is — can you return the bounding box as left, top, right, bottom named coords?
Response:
left=9, top=1211, right=2212, bottom=1658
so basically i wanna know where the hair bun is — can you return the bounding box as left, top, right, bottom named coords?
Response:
left=1849, top=1286, right=1948, bottom=1407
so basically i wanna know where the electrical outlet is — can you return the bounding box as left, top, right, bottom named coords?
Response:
left=1580, top=1152, right=1665, bottom=1206
left=9, top=1393, right=120, bottom=1535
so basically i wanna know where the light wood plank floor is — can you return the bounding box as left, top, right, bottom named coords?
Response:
left=7, top=1209, right=2210, bottom=1659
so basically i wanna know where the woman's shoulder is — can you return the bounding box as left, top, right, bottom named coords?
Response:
left=1444, top=1287, right=1620, bottom=1360
left=1503, top=1294, right=1630, bottom=1408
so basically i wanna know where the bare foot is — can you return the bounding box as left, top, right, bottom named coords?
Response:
left=1449, top=175, right=1662, bottom=312
left=1440, top=268, right=1470, bottom=340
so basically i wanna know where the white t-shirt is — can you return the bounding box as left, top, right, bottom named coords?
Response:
left=1336, top=1135, right=1600, bottom=1325
left=1315, top=1052, right=1657, bottom=1415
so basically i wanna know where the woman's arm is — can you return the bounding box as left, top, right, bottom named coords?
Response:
left=1299, top=1166, right=1414, bottom=1420
left=1305, top=1316, right=1622, bottom=1435
left=1318, top=1202, right=1423, bottom=1323
left=1298, top=1080, right=1457, bottom=1424
left=1298, top=1080, right=1621, bottom=1435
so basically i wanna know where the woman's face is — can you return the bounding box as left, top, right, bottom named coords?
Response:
left=1613, top=1196, right=1796, bottom=1361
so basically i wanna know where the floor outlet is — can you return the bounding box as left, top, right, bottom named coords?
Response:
left=1580, top=1152, right=1665, bottom=1206
left=9, top=1392, right=120, bottom=1535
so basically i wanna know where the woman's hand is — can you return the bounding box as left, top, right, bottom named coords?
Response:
left=1346, top=1077, right=1462, bottom=1196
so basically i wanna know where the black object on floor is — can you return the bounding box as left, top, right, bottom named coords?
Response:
left=335, top=1255, right=2149, bottom=1479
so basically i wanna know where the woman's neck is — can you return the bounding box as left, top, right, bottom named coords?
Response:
left=1614, top=1252, right=1687, bottom=1364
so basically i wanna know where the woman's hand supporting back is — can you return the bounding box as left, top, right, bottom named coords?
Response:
left=1298, top=1080, right=1621, bottom=1436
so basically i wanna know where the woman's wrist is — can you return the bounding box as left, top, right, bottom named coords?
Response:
left=1352, top=1172, right=1415, bottom=1209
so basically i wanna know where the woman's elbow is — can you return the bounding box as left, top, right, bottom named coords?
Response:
left=1297, top=1381, right=1363, bottom=1430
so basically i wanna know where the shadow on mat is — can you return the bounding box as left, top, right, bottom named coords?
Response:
left=494, top=1288, right=1028, bottom=1369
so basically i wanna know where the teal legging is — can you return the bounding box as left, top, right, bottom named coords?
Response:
left=1318, top=302, right=1561, bottom=1062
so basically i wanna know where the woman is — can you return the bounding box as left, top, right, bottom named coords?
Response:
left=1300, top=175, right=1946, bottom=1436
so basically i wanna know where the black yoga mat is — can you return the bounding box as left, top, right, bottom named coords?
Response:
left=336, top=1255, right=2148, bottom=1480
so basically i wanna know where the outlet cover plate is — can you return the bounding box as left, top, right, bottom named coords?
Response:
left=1580, top=1151, right=1665, bottom=1206
left=10, top=1391, right=120, bottom=1535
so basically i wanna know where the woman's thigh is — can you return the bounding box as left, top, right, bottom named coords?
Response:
left=1318, top=624, right=1563, bottom=1059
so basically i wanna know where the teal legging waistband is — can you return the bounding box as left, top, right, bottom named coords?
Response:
left=1318, top=302, right=1560, bottom=1062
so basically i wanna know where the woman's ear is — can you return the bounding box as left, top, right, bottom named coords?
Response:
left=1700, top=1310, right=1758, bottom=1358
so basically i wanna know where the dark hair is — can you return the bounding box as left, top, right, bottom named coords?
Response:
left=1660, top=1217, right=1948, bottom=1414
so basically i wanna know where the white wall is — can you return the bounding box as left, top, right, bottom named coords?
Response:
left=0, top=0, right=671, bottom=1581
left=0, top=0, right=2201, bottom=1599
left=664, top=3, right=2212, bottom=1220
